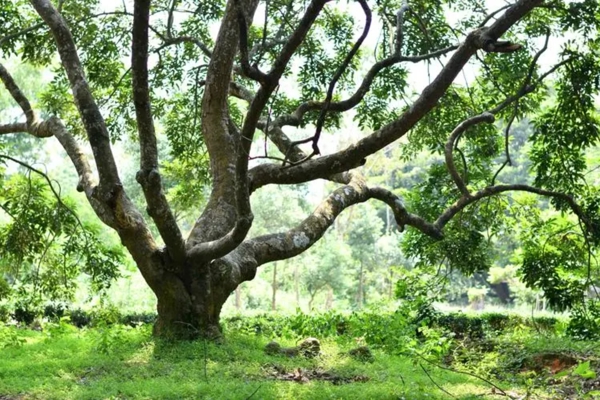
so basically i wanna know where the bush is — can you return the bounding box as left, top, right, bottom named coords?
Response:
left=91, top=304, right=122, bottom=326
left=481, top=313, right=511, bottom=332
left=0, top=278, right=11, bottom=301
left=0, top=304, right=10, bottom=323
left=436, top=313, right=484, bottom=339
left=121, top=312, right=156, bottom=327
left=532, top=316, right=558, bottom=331
left=44, top=303, right=67, bottom=322
left=13, top=302, right=40, bottom=325
left=69, top=309, right=92, bottom=328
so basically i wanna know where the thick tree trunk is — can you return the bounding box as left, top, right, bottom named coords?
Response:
left=147, top=261, right=237, bottom=340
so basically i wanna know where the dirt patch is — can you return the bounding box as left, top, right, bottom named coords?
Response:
left=263, top=364, right=369, bottom=385
left=0, top=395, right=23, bottom=400
left=521, top=352, right=578, bottom=374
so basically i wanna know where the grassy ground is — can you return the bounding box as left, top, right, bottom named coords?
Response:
left=1, top=321, right=599, bottom=399
left=0, top=323, right=516, bottom=400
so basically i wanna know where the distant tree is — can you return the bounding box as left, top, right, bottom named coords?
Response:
left=346, top=203, right=383, bottom=308
left=302, top=233, right=352, bottom=310
left=0, top=0, right=599, bottom=338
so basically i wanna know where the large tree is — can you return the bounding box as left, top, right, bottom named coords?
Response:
left=0, top=0, right=599, bottom=338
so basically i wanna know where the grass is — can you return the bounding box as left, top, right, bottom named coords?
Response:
left=2, top=317, right=600, bottom=400
left=0, top=323, right=523, bottom=400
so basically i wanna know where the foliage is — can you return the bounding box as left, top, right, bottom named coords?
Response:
left=0, top=174, right=125, bottom=304
left=0, top=324, right=25, bottom=349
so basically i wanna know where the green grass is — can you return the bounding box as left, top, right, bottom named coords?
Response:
left=0, top=323, right=522, bottom=400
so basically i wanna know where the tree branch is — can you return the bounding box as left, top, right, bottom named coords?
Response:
left=435, top=184, right=592, bottom=233
left=239, top=173, right=441, bottom=270
left=249, top=0, right=543, bottom=190
left=289, top=0, right=371, bottom=160
left=30, top=0, right=121, bottom=190
left=132, top=0, right=186, bottom=264
left=0, top=63, right=36, bottom=125
left=0, top=63, right=95, bottom=192
left=0, top=22, right=45, bottom=48
left=240, top=0, right=331, bottom=152
left=234, top=0, right=268, bottom=83
left=0, top=122, right=28, bottom=134
left=395, top=1, right=410, bottom=56
left=444, top=112, right=495, bottom=196
left=28, top=0, right=167, bottom=290
left=186, top=0, right=260, bottom=257
left=271, top=44, right=459, bottom=130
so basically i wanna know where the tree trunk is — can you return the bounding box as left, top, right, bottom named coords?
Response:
left=148, top=261, right=237, bottom=340
left=389, top=268, right=394, bottom=300
left=235, top=286, right=242, bottom=311
left=271, top=262, right=277, bottom=311
left=357, top=262, right=364, bottom=309
left=294, top=264, right=300, bottom=307
left=325, top=286, right=333, bottom=310
left=308, top=292, right=316, bottom=311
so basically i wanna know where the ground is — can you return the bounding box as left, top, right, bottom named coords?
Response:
left=0, top=317, right=599, bottom=399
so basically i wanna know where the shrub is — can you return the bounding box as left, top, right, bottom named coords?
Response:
left=0, top=325, right=25, bottom=348
left=121, top=312, right=156, bottom=327
left=0, top=278, right=11, bottom=301
left=91, top=304, right=122, bottom=326
left=481, top=313, right=511, bottom=332
left=44, top=303, right=67, bottom=322
left=0, top=304, right=10, bottom=323
left=69, top=309, right=92, bottom=328
left=532, top=316, right=558, bottom=331
left=13, top=302, right=40, bottom=325
left=436, top=313, right=484, bottom=339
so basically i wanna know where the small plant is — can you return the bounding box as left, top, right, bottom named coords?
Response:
left=45, top=317, right=76, bottom=340
left=92, top=323, right=128, bottom=355
left=91, top=304, right=122, bottom=327
left=0, top=304, right=10, bottom=323
left=0, top=325, right=25, bottom=349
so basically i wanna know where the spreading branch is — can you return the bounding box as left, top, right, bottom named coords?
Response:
left=186, top=0, right=260, bottom=259
left=237, top=173, right=441, bottom=271
left=250, top=1, right=541, bottom=191
left=30, top=0, right=121, bottom=190
left=132, top=0, right=186, bottom=264
left=283, top=0, right=372, bottom=163
left=444, top=113, right=496, bottom=196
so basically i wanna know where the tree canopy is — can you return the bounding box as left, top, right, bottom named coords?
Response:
left=0, top=0, right=599, bottom=338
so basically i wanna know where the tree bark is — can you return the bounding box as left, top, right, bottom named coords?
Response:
left=149, top=259, right=242, bottom=339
